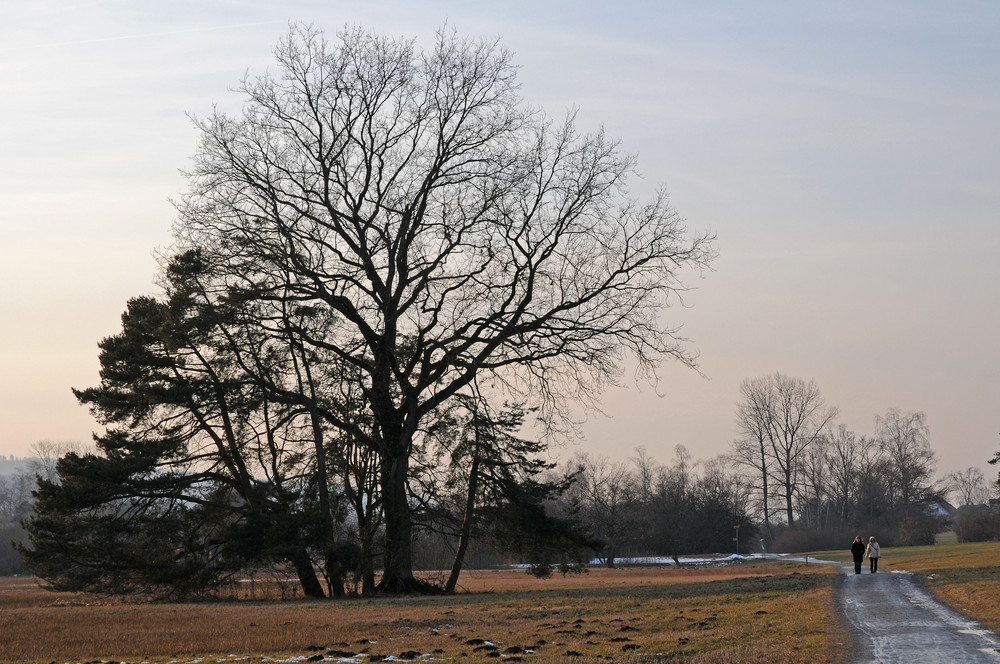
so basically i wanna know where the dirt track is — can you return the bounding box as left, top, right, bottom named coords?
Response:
left=837, top=563, right=1000, bottom=663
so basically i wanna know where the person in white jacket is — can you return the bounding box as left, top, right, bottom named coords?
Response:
left=865, top=536, right=881, bottom=573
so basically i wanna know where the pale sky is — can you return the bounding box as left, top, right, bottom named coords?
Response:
left=1, top=1, right=998, bottom=482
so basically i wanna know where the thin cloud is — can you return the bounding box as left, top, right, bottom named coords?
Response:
left=0, top=20, right=285, bottom=53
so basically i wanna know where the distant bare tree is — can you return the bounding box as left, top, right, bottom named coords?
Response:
left=0, top=440, right=90, bottom=524
left=0, top=473, right=33, bottom=525
left=646, top=444, right=697, bottom=560
left=630, top=446, right=660, bottom=505
left=569, top=453, right=637, bottom=567
left=875, top=409, right=936, bottom=508
left=733, top=373, right=837, bottom=528
left=946, top=467, right=991, bottom=506
left=854, top=438, right=890, bottom=524
left=797, top=435, right=830, bottom=528
left=732, top=379, right=777, bottom=531
left=824, top=425, right=862, bottom=524
left=27, top=440, right=91, bottom=483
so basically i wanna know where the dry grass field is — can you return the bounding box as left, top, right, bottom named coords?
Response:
left=0, top=559, right=846, bottom=664
left=809, top=537, right=1000, bottom=632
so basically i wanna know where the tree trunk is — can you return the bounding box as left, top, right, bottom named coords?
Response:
left=377, top=450, right=419, bottom=592
left=759, top=440, right=771, bottom=529
left=446, top=455, right=480, bottom=593
left=358, top=517, right=378, bottom=594
left=307, top=407, right=337, bottom=595
left=289, top=548, right=326, bottom=598
left=784, top=471, right=795, bottom=527
left=342, top=441, right=379, bottom=594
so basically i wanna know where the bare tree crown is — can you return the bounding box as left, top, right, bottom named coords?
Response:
left=175, top=24, right=715, bottom=424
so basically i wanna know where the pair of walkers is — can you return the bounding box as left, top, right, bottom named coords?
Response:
left=850, top=536, right=880, bottom=574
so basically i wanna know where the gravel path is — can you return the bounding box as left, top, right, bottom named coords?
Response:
left=837, top=563, right=1000, bottom=663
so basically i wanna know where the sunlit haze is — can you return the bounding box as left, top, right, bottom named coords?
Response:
left=2, top=1, right=997, bottom=481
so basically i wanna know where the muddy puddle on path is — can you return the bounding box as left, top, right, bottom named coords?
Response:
left=837, top=564, right=1000, bottom=663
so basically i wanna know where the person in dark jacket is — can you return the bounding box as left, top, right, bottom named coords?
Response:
left=850, top=536, right=865, bottom=574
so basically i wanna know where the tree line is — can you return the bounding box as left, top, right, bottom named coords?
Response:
left=556, top=447, right=756, bottom=565
left=15, top=414, right=994, bottom=590
left=730, top=373, right=998, bottom=550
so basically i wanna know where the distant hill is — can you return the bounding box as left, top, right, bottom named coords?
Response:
left=0, top=458, right=39, bottom=478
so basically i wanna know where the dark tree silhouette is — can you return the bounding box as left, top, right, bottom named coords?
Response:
left=172, top=24, right=714, bottom=591
left=21, top=255, right=340, bottom=597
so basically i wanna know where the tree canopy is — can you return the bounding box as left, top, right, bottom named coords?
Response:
left=22, top=23, right=713, bottom=596
left=172, top=24, right=713, bottom=591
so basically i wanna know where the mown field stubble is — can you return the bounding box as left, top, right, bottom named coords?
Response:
left=0, top=560, right=845, bottom=664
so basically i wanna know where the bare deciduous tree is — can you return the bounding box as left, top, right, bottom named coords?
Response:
left=732, top=373, right=836, bottom=528
left=732, top=380, right=776, bottom=531
left=824, top=425, right=862, bottom=523
left=568, top=453, right=637, bottom=567
left=946, top=467, right=990, bottom=507
left=797, top=434, right=829, bottom=528
left=875, top=409, right=936, bottom=508
left=173, top=24, right=715, bottom=591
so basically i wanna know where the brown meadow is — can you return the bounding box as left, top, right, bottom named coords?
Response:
left=0, top=559, right=845, bottom=664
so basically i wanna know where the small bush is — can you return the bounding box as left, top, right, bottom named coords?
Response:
left=897, top=509, right=944, bottom=546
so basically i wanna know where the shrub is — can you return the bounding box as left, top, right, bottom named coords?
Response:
left=954, top=506, right=999, bottom=543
